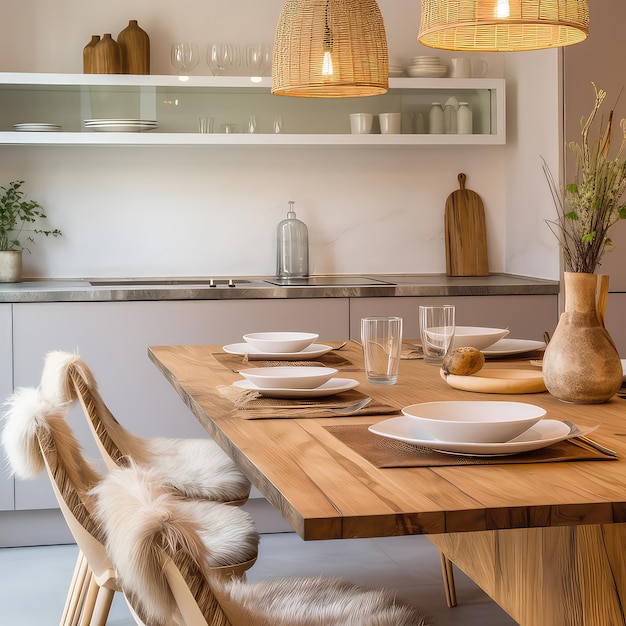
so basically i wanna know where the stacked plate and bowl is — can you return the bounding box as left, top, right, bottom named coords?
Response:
left=228, top=332, right=358, bottom=398
left=368, top=400, right=574, bottom=457
left=406, top=56, right=448, bottom=78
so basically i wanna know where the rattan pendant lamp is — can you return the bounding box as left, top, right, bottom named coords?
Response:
left=419, top=0, right=589, bottom=52
left=272, top=0, right=389, bottom=97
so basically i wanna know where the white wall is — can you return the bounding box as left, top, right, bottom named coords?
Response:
left=0, top=0, right=561, bottom=280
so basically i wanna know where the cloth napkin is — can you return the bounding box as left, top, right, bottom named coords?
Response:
left=324, top=423, right=618, bottom=467
left=217, top=386, right=401, bottom=419
left=213, top=351, right=358, bottom=372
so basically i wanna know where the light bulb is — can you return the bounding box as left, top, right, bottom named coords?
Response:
left=496, top=0, right=510, bottom=18
left=322, top=50, right=333, bottom=76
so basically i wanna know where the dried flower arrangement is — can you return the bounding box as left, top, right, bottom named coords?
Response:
left=543, top=83, right=626, bottom=273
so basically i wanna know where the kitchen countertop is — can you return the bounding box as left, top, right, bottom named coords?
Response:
left=0, top=273, right=559, bottom=303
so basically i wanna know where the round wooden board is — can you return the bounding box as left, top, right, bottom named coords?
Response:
left=440, top=367, right=547, bottom=394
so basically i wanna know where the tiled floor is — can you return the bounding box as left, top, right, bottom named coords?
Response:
left=0, top=532, right=518, bottom=625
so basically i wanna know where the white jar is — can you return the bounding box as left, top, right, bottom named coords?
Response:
left=429, top=102, right=444, bottom=134
left=457, top=102, right=473, bottom=134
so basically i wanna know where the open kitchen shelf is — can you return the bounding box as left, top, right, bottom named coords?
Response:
left=0, top=73, right=505, bottom=146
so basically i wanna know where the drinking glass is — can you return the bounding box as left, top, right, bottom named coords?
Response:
left=207, top=42, right=238, bottom=75
left=273, top=115, right=283, bottom=134
left=198, top=116, right=215, bottom=133
left=361, top=316, right=403, bottom=385
left=419, top=305, right=455, bottom=365
left=170, top=43, right=200, bottom=75
left=247, top=115, right=257, bottom=134
left=246, top=43, right=271, bottom=76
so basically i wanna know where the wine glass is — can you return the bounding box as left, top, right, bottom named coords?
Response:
left=207, top=42, right=238, bottom=76
left=245, top=43, right=270, bottom=76
left=170, top=43, right=200, bottom=75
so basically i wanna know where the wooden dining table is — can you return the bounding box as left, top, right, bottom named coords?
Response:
left=148, top=341, right=626, bottom=626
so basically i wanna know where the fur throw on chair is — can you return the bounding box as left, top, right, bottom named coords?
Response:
left=93, top=463, right=431, bottom=626
left=1, top=385, right=100, bottom=494
left=92, top=462, right=259, bottom=625
left=40, top=350, right=251, bottom=502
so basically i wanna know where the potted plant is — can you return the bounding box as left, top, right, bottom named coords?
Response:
left=0, top=180, right=61, bottom=282
left=542, top=83, right=626, bottom=403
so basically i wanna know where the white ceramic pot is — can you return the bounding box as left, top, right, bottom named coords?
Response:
left=0, top=250, right=23, bottom=282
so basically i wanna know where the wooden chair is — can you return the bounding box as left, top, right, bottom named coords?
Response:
left=39, top=350, right=251, bottom=505
left=93, top=462, right=433, bottom=626
left=1, top=386, right=259, bottom=626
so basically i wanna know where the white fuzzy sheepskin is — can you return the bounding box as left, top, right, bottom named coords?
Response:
left=92, top=462, right=259, bottom=626
left=1, top=387, right=53, bottom=479
left=40, top=350, right=251, bottom=502
left=218, top=576, right=431, bottom=626
left=93, top=463, right=430, bottom=626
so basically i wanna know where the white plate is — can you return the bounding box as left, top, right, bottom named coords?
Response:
left=482, top=338, right=547, bottom=357
left=86, top=124, right=158, bottom=133
left=368, top=418, right=572, bottom=456
left=84, top=119, right=157, bottom=124
left=13, top=123, right=62, bottom=132
left=232, top=377, right=359, bottom=398
left=223, top=342, right=333, bottom=360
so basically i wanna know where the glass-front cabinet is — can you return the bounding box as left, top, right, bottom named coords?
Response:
left=0, top=73, right=505, bottom=145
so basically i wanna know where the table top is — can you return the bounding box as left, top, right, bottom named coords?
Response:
left=148, top=341, right=626, bottom=541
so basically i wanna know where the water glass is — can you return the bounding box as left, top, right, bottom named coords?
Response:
left=419, top=305, right=455, bottom=365
left=361, top=316, right=403, bottom=385
left=198, top=116, right=214, bottom=133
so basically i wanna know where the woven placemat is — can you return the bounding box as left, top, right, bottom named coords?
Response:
left=324, top=423, right=616, bottom=467
left=213, top=351, right=357, bottom=372
left=217, top=386, right=401, bottom=419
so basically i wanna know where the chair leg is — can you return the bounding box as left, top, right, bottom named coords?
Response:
left=60, top=551, right=87, bottom=626
left=89, top=587, right=115, bottom=626
left=77, top=575, right=100, bottom=626
left=61, top=557, right=91, bottom=626
left=440, top=551, right=457, bottom=608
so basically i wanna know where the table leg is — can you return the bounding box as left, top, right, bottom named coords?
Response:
left=429, top=523, right=626, bottom=626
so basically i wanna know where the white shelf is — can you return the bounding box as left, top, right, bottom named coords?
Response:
left=0, top=72, right=506, bottom=146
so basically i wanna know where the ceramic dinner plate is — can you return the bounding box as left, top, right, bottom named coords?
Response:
left=482, top=338, right=547, bottom=357
left=368, top=417, right=572, bottom=456
left=223, top=342, right=333, bottom=360
left=232, top=377, right=359, bottom=398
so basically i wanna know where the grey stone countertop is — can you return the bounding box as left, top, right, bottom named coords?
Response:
left=0, top=273, right=559, bottom=303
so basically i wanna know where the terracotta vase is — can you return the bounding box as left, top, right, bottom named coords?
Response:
left=542, top=272, right=622, bottom=404
left=117, top=20, right=150, bottom=75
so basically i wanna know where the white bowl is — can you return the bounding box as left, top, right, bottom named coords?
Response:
left=401, top=401, right=546, bottom=443
left=451, top=326, right=510, bottom=350
left=239, top=366, right=337, bottom=389
left=243, top=332, right=319, bottom=353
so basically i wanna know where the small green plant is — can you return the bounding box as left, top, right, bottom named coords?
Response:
left=0, top=180, right=61, bottom=252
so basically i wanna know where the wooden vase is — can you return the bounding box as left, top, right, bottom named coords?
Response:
left=83, top=35, right=100, bottom=74
left=542, top=272, right=622, bottom=404
left=92, top=34, right=121, bottom=74
left=117, top=20, right=150, bottom=75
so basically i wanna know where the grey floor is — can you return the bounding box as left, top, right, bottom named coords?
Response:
left=0, top=532, right=518, bottom=626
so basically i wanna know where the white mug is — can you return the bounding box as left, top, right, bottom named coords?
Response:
left=349, top=113, right=373, bottom=134
left=378, top=112, right=402, bottom=134
left=450, top=57, right=471, bottom=79
left=472, top=59, right=489, bottom=77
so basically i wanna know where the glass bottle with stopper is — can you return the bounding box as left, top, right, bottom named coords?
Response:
left=276, top=201, right=309, bottom=278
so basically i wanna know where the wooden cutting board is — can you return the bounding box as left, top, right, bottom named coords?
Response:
left=444, top=173, right=489, bottom=276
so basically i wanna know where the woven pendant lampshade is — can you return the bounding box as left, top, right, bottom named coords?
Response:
left=272, top=0, right=388, bottom=98
left=419, top=0, right=589, bottom=52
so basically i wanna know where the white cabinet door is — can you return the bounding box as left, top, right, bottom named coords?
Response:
left=0, top=304, right=14, bottom=511
left=349, top=295, right=559, bottom=341
left=12, top=298, right=349, bottom=510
